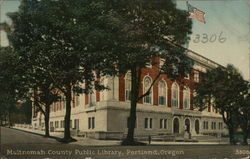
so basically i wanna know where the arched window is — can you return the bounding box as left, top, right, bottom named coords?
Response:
left=158, top=80, right=166, bottom=105
left=125, top=72, right=131, bottom=101
left=171, top=83, right=179, bottom=108
left=143, top=77, right=152, bottom=104
left=183, top=86, right=190, bottom=109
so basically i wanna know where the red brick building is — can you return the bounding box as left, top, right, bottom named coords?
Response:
left=32, top=50, right=227, bottom=139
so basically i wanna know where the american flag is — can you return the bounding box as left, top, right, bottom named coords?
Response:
left=186, top=1, right=206, bottom=24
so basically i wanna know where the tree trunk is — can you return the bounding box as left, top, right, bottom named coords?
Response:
left=8, top=111, right=11, bottom=127
left=4, top=114, right=7, bottom=125
left=63, top=88, right=73, bottom=142
left=228, top=127, right=236, bottom=145
left=126, top=101, right=137, bottom=142
left=124, top=67, right=140, bottom=145
left=44, top=105, right=50, bottom=137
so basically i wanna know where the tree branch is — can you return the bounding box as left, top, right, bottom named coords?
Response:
left=137, top=71, right=162, bottom=102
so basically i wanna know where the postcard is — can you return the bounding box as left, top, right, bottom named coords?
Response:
left=0, top=0, right=249, bottom=159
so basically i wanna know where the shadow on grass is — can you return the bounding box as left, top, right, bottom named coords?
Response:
left=57, top=137, right=77, bottom=144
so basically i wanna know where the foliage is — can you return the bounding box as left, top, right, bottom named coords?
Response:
left=81, top=0, right=193, bottom=144
left=0, top=47, right=20, bottom=125
left=7, top=0, right=108, bottom=141
left=194, top=64, right=249, bottom=145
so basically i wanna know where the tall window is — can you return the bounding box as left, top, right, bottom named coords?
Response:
left=144, top=118, right=153, bottom=129
left=125, top=72, right=131, bottom=101
left=183, top=86, right=190, bottom=109
left=56, top=102, right=60, bottom=111
left=143, top=77, right=152, bottom=104
left=89, top=91, right=96, bottom=106
left=171, top=83, right=179, bottom=108
left=160, top=119, right=167, bottom=129
left=194, top=71, right=199, bottom=82
left=159, top=58, right=166, bottom=71
left=88, top=117, right=95, bottom=129
left=74, top=119, right=79, bottom=130
left=62, top=96, right=66, bottom=109
left=60, top=120, right=64, bottom=128
left=158, top=80, right=166, bottom=105
left=75, top=95, right=80, bottom=107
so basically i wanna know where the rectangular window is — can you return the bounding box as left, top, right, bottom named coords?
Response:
left=75, top=95, right=80, bottom=107
left=149, top=118, right=152, bottom=129
left=88, top=117, right=91, bottom=129
left=125, top=90, right=131, bottom=101
left=145, top=118, right=153, bottom=129
left=70, top=120, right=72, bottom=129
left=204, top=121, right=209, bottom=130
left=164, top=119, right=167, bottom=129
left=56, top=103, right=60, bottom=111
left=194, top=71, right=199, bottom=82
left=60, top=120, right=64, bottom=128
left=159, top=96, right=165, bottom=105
left=144, top=95, right=152, bottom=104
left=74, top=119, right=79, bottom=130
left=160, top=119, right=167, bottom=129
left=92, top=117, right=95, bottom=129
left=88, top=117, right=95, bottom=129
left=160, top=119, right=163, bottom=129
left=145, top=118, right=148, bottom=129
left=89, top=93, right=96, bottom=106
left=62, top=97, right=66, bottom=109
left=50, top=121, right=53, bottom=128
left=55, top=121, right=59, bottom=128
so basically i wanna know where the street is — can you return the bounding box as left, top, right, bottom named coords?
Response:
left=1, top=127, right=250, bottom=159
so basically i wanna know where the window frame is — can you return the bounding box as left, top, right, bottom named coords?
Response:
left=143, top=76, right=153, bottom=105
left=125, top=72, right=131, bottom=101
left=171, top=82, right=179, bottom=108
left=183, top=86, right=190, bottom=109
left=158, top=80, right=167, bottom=106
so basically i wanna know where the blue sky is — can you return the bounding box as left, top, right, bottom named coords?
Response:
left=1, top=0, right=249, bottom=79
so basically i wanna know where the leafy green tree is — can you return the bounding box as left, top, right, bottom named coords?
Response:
left=7, top=0, right=103, bottom=142
left=237, top=82, right=250, bottom=145
left=0, top=47, right=19, bottom=126
left=194, top=64, right=248, bottom=145
left=80, top=0, right=193, bottom=145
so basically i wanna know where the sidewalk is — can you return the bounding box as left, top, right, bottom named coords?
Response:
left=11, top=126, right=230, bottom=146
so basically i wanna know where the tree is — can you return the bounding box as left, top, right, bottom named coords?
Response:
left=0, top=47, right=19, bottom=126
left=194, top=64, right=248, bottom=145
left=7, top=0, right=193, bottom=144
left=7, top=0, right=103, bottom=142
left=237, top=82, right=250, bottom=145
left=79, top=0, right=193, bottom=145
